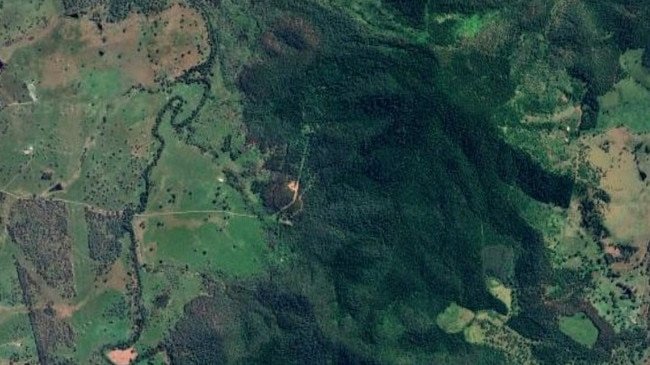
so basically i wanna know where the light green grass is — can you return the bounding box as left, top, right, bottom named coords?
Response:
left=558, top=312, right=599, bottom=348
left=436, top=302, right=475, bottom=334
left=0, top=0, right=61, bottom=47
left=452, top=12, right=497, bottom=39
left=0, top=312, right=38, bottom=363
left=597, top=77, right=650, bottom=133
left=144, top=216, right=266, bottom=277
left=71, top=289, right=133, bottom=362
left=0, top=235, right=23, bottom=308
left=598, top=49, right=650, bottom=133
left=136, top=268, right=203, bottom=350
left=142, top=100, right=269, bottom=277
left=62, top=88, right=165, bottom=210
left=68, top=205, right=96, bottom=300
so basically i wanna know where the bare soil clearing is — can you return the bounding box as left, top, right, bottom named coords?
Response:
left=107, top=347, right=137, bottom=365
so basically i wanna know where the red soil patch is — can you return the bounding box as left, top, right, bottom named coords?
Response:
left=602, top=240, right=621, bottom=258
left=107, top=347, right=137, bottom=365
left=52, top=302, right=82, bottom=319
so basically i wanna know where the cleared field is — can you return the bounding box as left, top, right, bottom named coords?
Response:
left=559, top=312, right=599, bottom=348
left=71, top=289, right=133, bottom=362
left=0, top=311, right=38, bottom=364
left=597, top=50, right=650, bottom=133
left=577, top=128, right=650, bottom=332
left=0, top=5, right=215, bottom=359
left=138, top=102, right=269, bottom=277
left=0, top=197, right=137, bottom=363
left=436, top=302, right=475, bottom=334
left=0, top=0, right=60, bottom=58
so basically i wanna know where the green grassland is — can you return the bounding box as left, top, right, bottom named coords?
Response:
left=134, top=265, right=203, bottom=351
left=0, top=1, right=274, bottom=362
left=0, top=0, right=60, bottom=49
left=559, top=312, right=599, bottom=348
left=139, top=116, right=269, bottom=278
left=437, top=302, right=475, bottom=334
left=597, top=49, right=650, bottom=133
left=598, top=77, right=650, bottom=133
left=0, top=237, right=24, bottom=309
left=0, top=232, right=38, bottom=364
left=71, top=289, right=133, bottom=361
left=61, top=88, right=165, bottom=210
left=0, top=311, right=38, bottom=364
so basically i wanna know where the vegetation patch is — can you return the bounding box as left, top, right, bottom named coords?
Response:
left=487, top=278, right=514, bottom=313
left=0, top=309, right=37, bottom=364
left=139, top=110, right=269, bottom=278
left=436, top=302, right=475, bottom=334
left=7, top=199, right=75, bottom=298
left=0, top=0, right=60, bottom=53
left=71, top=289, right=133, bottom=362
left=559, top=312, right=599, bottom=348
left=85, top=209, right=125, bottom=270
left=134, top=264, right=203, bottom=350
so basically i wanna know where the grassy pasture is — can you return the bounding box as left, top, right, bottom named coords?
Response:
left=436, top=302, right=475, bottom=334
left=0, top=236, right=23, bottom=308
left=60, top=89, right=165, bottom=210
left=0, top=0, right=60, bottom=56
left=143, top=216, right=266, bottom=277
left=0, top=2, right=269, bottom=362
left=0, top=311, right=38, bottom=364
left=137, top=351, right=170, bottom=365
left=135, top=266, right=203, bottom=350
left=0, top=234, right=35, bottom=363
left=140, top=101, right=269, bottom=277
left=68, top=205, right=94, bottom=300
left=71, top=289, right=133, bottom=362
left=559, top=312, right=599, bottom=348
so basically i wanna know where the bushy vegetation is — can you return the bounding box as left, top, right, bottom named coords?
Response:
left=107, top=0, right=169, bottom=22
left=8, top=199, right=75, bottom=298
left=84, top=209, right=124, bottom=269
left=15, top=264, right=76, bottom=365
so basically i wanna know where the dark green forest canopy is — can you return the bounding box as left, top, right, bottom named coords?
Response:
left=236, top=1, right=578, bottom=363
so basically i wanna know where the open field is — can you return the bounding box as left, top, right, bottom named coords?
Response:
left=559, top=312, right=599, bottom=348
left=0, top=0, right=60, bottom=58
left=0, top=196, right=137, bottom=363
left=597, top=50, right=650, bottom=133
left=576, top=128, right=650, bottom=332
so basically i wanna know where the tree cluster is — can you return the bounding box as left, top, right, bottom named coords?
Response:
left=7, top=199, right=75, bottom=298
left=85, top=209, right=125, bottom=269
